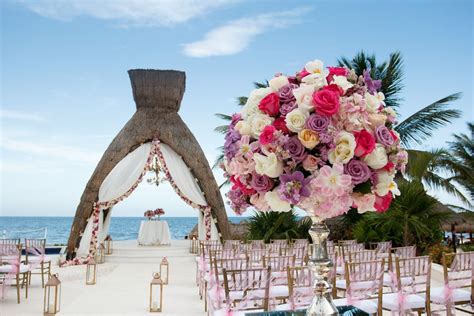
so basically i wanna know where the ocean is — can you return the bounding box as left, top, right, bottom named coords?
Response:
left=0, top=216, right=247, bottom=245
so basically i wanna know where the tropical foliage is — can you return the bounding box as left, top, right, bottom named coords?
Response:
left=353, top=181, right=448, bottom=251
left=246, top=210, right=311, bottom=242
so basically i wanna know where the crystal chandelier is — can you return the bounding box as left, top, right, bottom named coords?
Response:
left=147, top=155, right=166, bottom=186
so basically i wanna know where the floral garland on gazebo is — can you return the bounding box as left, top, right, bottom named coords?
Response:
left=61, top=139, right=212, bottom=266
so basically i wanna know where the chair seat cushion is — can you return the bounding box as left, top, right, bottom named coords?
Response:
left=336, top=279, right=347, bottom=289
left=28, top=255, right=51, bottom=263
left=382, top=293, right=425, bottom=310
left=430, top=286, right=471, bottom=304
left=0, top=264, right=30, bottom=273
left=382, top=273, right=413, bottom=287
left=333, top=297, right=378, bottom=314
left=270, top=285, right=289, bottom=298
left=336, top=266, right=344, bottom=275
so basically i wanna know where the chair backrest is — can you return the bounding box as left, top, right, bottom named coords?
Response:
left=345, top=259, right=385, bottom=305
left=200, top=240, right=222, bottom=256
left=263, top=255, right=296, bottom=271
left=222, top=267, right=271, bottom=312
left=0, top=243, right=21, bottom=266
left=287, top=266, right=314, bottom=310
left=280, top=245, right=307, bottom=262
left=247, top=249, right=269, bottom=266
left=442, top=252, right=473, bottom=294
left=0, top=239, right=21, bottom=247
left=250, top=240, right=265, bottom=249
left=392, top=246, right=416, bottom=258
left=270, top=239, right=288, bottom=245
left=349, top=250, right=377, bottom=263
left=212, top=257, right=249, bottom=283
left=25, top=238, right=47, bottom=261
left=338, top=240, right=356, bottom=246
left=292, top=239, right=309, bottom=246
left=375, top=241, right=392, bottom=254
left=340, top=243, right=365, bottom=259
left=265, top=243, right=282, bottom=254
left=223, top=240, right=241, bottom=250
left=395, top=256, right=431, bottom=294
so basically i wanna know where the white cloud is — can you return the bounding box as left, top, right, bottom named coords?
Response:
left=1, top=138, right=101, bottom=164
left=182, top=7, right=310, bottom=58
left=15, top=0, right=237, bottom=26
left=0, top=109, right=47, bottom=122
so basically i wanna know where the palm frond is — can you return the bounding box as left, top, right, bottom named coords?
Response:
left=237, top=96, right=248, bottom=106
left=254, top=81, right=269, bottom=88
left=395, top=93, right=462, bottom=146
left=379, top=52, right=404, bottom=108
left=212, top=150, right=225, bottom=170
left=215, top=113, right=232, bottom=121
left=214, top=125, right=229, bottom=134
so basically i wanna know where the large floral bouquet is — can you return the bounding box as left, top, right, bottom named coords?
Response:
left=223, top=59, right=408, bottom=218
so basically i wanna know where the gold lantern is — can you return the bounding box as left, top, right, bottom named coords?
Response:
left=160, top=257, right=169, bottom=285
left=105, top=235, right=113, bottom=255
left=43, top=274, right=61, bottom=315
left=149, top=273, right=163, bottom=312
left=95, top=243, right=105, bottom=264
left=86, top=258, right=97, bottom=285
left=190, top=236, right=198, bottom=254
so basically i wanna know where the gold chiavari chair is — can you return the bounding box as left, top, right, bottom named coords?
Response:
left=25, top=238, right=51, bottom=288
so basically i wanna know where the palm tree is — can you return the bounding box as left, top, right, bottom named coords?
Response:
left=353, top=180, right=449, bottom=248
left=444, top=122, right=474, bottom=205
left=246, top=210, right=311, bottom=242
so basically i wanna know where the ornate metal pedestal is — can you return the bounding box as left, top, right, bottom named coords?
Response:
left=306, top=216, right=339, bottom=316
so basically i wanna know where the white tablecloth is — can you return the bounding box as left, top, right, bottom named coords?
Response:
left=138, top=220, right=171, bottom=246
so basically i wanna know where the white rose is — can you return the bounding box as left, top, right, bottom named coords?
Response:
left=285, top=108, right=309, bottom=133
left=384, top=107, right=397, bottom=117
left=363, top=144, right=388, bottom=169
left=328, top=131, right=356, bottom=164
left=292, top=84, right=314, bottom=112
left=249, top=113, right=274, bottom=138
left=235, top=120, right=252, bottom=136
left=254, top=153, right=283, bottom=178
left=265, top=189, right=292, bottom=212
left=242, top=87, right=272, bottom=119
left=269, top=75, right=289, bottom=91
left=301, top=73, right=327, bottom=90
left=375, top=171, right=400, bottom=196
left=305, top=59, right=325, bottom=74
left=364, top=92, right=385, bottom=113
left=333, top=75, right=353, bottom=92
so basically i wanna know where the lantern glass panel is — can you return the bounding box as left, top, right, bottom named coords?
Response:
left=149, top=273, right=163, bottom=312
left=160, top=258, right=169, bottom=285
left=86, top=259, right=97, bottom=285
left=44, top=274, right=61, bottom=315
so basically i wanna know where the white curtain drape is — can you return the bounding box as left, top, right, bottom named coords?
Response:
left=99, top=143, right=152, bottom=202
left=77, top=141, right=218, bottom=255
left=160, top=144, right=218, bottom=239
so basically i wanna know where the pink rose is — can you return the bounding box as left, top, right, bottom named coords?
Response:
left=258, top=92, right=280, bottom=117
left=230, top=175, right=255, bottom=196
left=273, top=117, right=290, bottom=134
left=374, top=193, right=393, bottom=213
left=302, top=155, right=320, bottom=171
left=298, top=68, right=310, bottom=79
left=259, top=125, right=276, bottom=145
left=326, top=67, right=348, bottom=83
left=312, top=88, right=340, bottom=116
left=354, top=130, right=376, bottom=157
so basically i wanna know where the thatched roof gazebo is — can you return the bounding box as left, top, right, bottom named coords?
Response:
left=65, top=69, right=230, bottom=261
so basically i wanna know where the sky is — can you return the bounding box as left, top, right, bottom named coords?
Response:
left=0, top=0, right=472, bottom=218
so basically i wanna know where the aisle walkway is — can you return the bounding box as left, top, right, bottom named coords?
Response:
left=1, top=240, right=205, bottom=316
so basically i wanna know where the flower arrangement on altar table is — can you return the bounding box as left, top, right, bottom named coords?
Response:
left=223, top=59, right=408, bottom=218
left=144, top=209, right=165, bottom=220
left=154, top=208, right=165, bottom=219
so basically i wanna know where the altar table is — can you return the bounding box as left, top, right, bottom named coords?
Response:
left=138, top=220, right=171, bottom=246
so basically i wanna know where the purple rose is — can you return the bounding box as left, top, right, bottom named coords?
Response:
left=278, top=171, right=311, bottom=204
left=375, top=125, right=395, bottom=146
left=283, top=136, right=307, bottom=162
left=250, top=173, right=273, bottom=192
left=344, top=159, right=371, bottom=185
left=280, top=100, right=298, bottom=116
left=305, top=113, right=330, bottom=132
left=278, top=83, right=298, bottom=104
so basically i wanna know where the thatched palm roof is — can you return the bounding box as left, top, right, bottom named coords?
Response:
left=66, top=70, right=230, bottom=259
